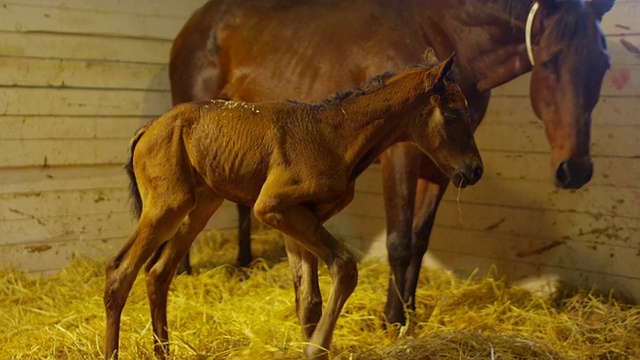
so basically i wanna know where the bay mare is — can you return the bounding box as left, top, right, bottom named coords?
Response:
left=104, top=53, right=482, bottom=359
left=170, top=0, right=616, bottom=326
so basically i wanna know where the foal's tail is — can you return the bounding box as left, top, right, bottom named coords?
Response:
left=124, top=123, right=152, bottom=219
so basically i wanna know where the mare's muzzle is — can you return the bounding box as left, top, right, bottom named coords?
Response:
left=555, top=157, right=593, bottom=189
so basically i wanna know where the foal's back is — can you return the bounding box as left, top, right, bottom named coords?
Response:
left=144, top=100, right=327, bottom=205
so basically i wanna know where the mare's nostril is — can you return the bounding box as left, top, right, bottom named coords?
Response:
left=556, top=159, right=593, bottom=189
left=556, top=161, right=571, bottom=186
left=473, top=166, right=483, bottom=182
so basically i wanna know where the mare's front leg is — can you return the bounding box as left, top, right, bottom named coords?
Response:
left=144, top=187, right=223, bottom=358
left=237, top=204, right=253, bottom=267
left=403, top=169, right=449, bottom=313
left=253, top=179, right=357, bottom=359
left=379, top=143, right=420, bottom=325
left=284, top=237, right=321, bottom=340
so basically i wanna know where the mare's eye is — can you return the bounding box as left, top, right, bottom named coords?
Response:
left=541, top=53, right=560, bottom=75
left=444, top=114, right=457, bottom=124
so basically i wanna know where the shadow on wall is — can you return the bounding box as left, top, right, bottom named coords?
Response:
left=427, top=176, right=638, bottom=301
left=139, top=66, right=173, bottom=126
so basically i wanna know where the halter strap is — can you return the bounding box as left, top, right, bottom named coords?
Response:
left=525, top=1, right=540, bottom=66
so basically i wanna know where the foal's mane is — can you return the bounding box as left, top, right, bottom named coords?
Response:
left=320, top=70, right=397, bottom=107
left=301, top=63, right=438, bottom=110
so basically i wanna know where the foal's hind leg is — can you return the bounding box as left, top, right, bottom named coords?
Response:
left=284, top=237, right=321, bottom=340
left=144, top=188, right=223, bottom=358
left=105, top=127, right=197, bottom=359
left=104, top=198, right=195, bottom=359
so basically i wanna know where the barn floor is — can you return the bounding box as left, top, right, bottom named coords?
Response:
left=1, top=229, right=639, bottom=359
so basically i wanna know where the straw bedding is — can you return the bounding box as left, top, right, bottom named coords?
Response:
left=1, top=229, right=639, bottom=359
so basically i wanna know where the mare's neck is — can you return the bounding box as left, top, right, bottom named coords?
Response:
left=415, top=0, right=535, bottom=92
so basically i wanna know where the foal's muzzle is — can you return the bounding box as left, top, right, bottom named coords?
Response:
left=555, top=157, right=593, bottom=189
left=453, top=160, right=483, bottom=188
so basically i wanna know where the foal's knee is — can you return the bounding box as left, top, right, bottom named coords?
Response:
left=332, top=255, right=358, bottom=295
left=253, top=199, right=284, bottom=229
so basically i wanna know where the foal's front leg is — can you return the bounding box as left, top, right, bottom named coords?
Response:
left=254, top=185, right=357, bottom=359
left=284, top=237, right=321, bottom=340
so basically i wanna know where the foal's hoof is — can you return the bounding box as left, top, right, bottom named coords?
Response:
left=176, top=261, right=192, bottom=275
left=304, top=345, right=329, bottom=360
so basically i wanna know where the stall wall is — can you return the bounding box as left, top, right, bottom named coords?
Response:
left=0, top=0, right=237, bottom=273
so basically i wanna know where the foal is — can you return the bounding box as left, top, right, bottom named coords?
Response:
left=104, top=52, right=482, bottom=359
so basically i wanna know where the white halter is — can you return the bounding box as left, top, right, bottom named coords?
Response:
left=525, top=2, right=540, bottom=66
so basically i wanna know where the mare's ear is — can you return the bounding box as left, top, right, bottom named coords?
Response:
left=589, top=0, right=615, bottom=20
left=538, top=0, right=559, bottom=12
left=422, top=47, right=440, bottom=66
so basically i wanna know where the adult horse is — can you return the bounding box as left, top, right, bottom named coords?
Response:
left=169, top=0, right=615, bottom=325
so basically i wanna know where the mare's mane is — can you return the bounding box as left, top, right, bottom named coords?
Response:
left=497, top=0, right=591, bottom=47
left=496, top=0, right=533, bottom=20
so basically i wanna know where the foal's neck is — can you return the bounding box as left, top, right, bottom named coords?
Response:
left=322, top=70, right=430, bottom=177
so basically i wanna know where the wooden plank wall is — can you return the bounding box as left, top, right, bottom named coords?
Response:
left=328, top=0, right=640, bottom=301
left=1, top=0, right=638, bottom=306
left=0, top=0, right=238, bottom=274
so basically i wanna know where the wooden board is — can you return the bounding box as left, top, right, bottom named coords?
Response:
left=0, top=32, right=171, bottom=63
left=0, top=57, right=170, bottom=90
left=1, top=0, right=207, bottom=19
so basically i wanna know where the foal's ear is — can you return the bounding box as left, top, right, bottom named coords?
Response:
left=439, top=52, right=455, bottom=79
left=433, top=52, right=455, bottom=85
left=422, top=47, right=440, bottom=66
left=589, top=0, right=615, bottom=20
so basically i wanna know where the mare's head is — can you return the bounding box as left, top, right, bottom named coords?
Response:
left=412, top=50, right=483, bottom=188
left=529, top=0, right=614, bottom=188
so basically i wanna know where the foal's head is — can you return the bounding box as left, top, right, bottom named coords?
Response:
left=411, top=50, right=483, bottom=188
left=529, top=0, right=614, bottom=188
